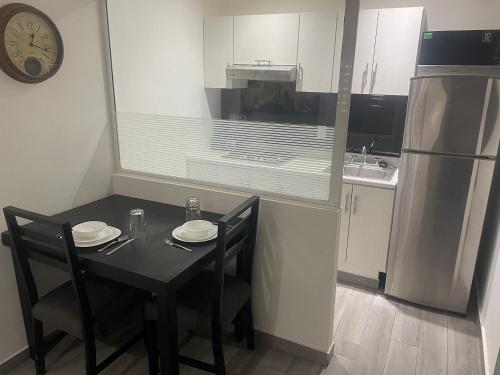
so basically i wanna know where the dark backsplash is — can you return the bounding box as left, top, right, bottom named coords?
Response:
left=221, top=81, right=337, bottom=125
left=219, top=82, right=408, bottom=156
left=347, top=94, right=408, bottom=156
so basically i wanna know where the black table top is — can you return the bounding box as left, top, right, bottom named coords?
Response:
left=1, top=195, right=222, bottom=292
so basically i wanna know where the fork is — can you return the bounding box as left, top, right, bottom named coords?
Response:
left=164, top=239, right=193, bottom=252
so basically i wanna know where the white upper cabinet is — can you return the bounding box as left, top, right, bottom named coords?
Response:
left=371, top=7, right=424, bottom=95
left=203, top=16, right=234, bottom=88
left=352, top=8, right=423, bottom=95
left=234, top=13, right=300, bottom=66
left=296, top=12, right=337, bottom=93
left=351, top=10, right=378, bottom=94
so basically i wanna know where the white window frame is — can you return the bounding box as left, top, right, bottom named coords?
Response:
left=102, top=0, right=359, bottom=210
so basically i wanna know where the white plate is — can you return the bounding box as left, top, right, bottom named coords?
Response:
left=73, top=226, right=113, bottom=243
left=172, top=224, right=217, bottom=243
left=74, top=227, right=121, bottom=248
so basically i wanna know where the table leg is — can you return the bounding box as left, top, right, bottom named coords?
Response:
left=157, top=288, right=179, bottom=375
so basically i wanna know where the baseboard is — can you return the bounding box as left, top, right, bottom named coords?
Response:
left=337, top=271, right=379, bottom=290
left=0, top=346, right=29, bottom=374
left=255, top=330, right=330, bottom=366
left=2, top=332, right=332, bottom=371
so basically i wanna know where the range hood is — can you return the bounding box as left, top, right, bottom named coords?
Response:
left=226, top=64, right=297, bottom=82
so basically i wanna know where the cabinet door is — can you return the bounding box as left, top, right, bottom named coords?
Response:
left=296, top=12, right=337, bottom=93
left=346, top=185, right=394, bottom=272
left=371, top=8, right=423, bottom=95
left=234, top=14, right=299, bottom=65
left=351, top=10, right=378, bottom=94
left=338, top=184, right=353, bottom=268
left=204, top=16, right=233, bottom=88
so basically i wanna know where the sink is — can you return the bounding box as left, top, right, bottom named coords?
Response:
left=342, top=163, right=395, bottom=180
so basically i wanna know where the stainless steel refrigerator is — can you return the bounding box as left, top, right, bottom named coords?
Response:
left=385, top=75, right=500, bottom=314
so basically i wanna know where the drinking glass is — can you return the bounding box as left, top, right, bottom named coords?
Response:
left=185, top=197, right=202, bottom=222
left=129, top=208, right=147, bottom=238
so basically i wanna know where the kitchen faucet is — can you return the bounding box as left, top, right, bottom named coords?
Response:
left=362, top=146, right=368, bottom=164
left=368, top=136, right=378, bottom=153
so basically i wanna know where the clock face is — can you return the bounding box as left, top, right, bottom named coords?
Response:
left=0, top=4, right=63, bottom=83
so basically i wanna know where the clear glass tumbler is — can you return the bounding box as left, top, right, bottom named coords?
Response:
left=129, top=208, right=147, bottom=238
left=185, top=197, right=201, bottom=222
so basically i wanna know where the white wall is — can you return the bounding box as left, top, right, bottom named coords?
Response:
left=107, top=0, right=210, bottom=118
left=360, top=0, right=500, bottom=30
left=0, top=0, right=114, bottom=365
left=203, top=0, right=344, bottom=15
left=205, top=0, right=500, bottom=30
left=476, top=162, right=500, bottom=375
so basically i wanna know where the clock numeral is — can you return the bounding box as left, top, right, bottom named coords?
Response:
left=13, top=50, right=23, bottom=58
left=41, top=33, right=49, bottom=41
left=8, top=40, right=17, bottom=47
left=10, top=28, right=21, bottom=38
left=27, top=19, right=34, bottom=30
left=18, top=22, right=24, bottom=32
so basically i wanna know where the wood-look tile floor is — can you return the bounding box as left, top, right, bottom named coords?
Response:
left=8, top=283, right=485, bottom=375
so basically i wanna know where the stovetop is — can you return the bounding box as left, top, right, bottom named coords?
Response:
left=223, top=152, right=293, bottom=165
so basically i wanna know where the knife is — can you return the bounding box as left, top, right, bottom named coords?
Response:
left=97, top=234, right=130, bottom=252
left=105, top=238, right=135, bottom=256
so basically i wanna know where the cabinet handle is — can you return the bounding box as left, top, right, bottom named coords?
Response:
left=370, top=63, right=378, bottom=94
left=361, top=63, right=369, bottom=93
left=352, top=195, right=358, bottom=215
left=344, top=193, right=350, bottom=213
left=297, top=62, right=303, bottom=89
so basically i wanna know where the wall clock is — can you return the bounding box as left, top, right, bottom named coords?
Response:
left=0, top=3, right=63, bottom=83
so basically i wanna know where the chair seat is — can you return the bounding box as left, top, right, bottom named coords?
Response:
left=144, top=271, right=250, bottom=331
left=32, top=277, right=144, bottom=339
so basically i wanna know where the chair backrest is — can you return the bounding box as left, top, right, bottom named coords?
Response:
left=3, top=207, right=93, bottom=324
left=212, top=196, right=260, bottom=324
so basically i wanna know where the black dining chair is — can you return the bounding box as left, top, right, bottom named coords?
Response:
left=3, top=206, right=146, bottom=375
left=143, top=195, right=260, bottom=375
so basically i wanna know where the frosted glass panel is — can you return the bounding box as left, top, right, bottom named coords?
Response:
left=117, top=112, right=333, bottom=201
left=107, top=0, right=348, bottom=203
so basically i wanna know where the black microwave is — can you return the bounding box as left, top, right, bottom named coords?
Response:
left=419, top=30, right=500, bottom=66
left=347, top=94, right=408, bottom=156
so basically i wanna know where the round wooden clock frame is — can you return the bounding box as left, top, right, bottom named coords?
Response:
left=0, top=3, right=64, bottom=83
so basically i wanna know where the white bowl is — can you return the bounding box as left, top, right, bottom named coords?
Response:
left=72, top=221, right=107, bottom=240
left=182, top=220, right=214, bottom=240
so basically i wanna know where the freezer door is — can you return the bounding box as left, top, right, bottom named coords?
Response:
left=403, top=76, right=498, bottom=157
left=385, top=152, right=482, bottom=313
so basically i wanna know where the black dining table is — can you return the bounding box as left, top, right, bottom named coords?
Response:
left=1, top=194, right=223, bottom=375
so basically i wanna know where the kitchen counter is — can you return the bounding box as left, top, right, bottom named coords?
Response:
left=343, top=169, right=398, bottom=189
left=187, top=152, right=398, bottom=191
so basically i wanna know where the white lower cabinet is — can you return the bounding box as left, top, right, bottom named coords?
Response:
left=338, top=183, right=395, bottom=281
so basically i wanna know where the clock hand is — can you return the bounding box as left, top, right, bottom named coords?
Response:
left=31, top=43, right=52, bottom=53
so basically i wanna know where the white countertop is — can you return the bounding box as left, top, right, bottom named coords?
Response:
left=187, top=152, right=398, bottom=190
